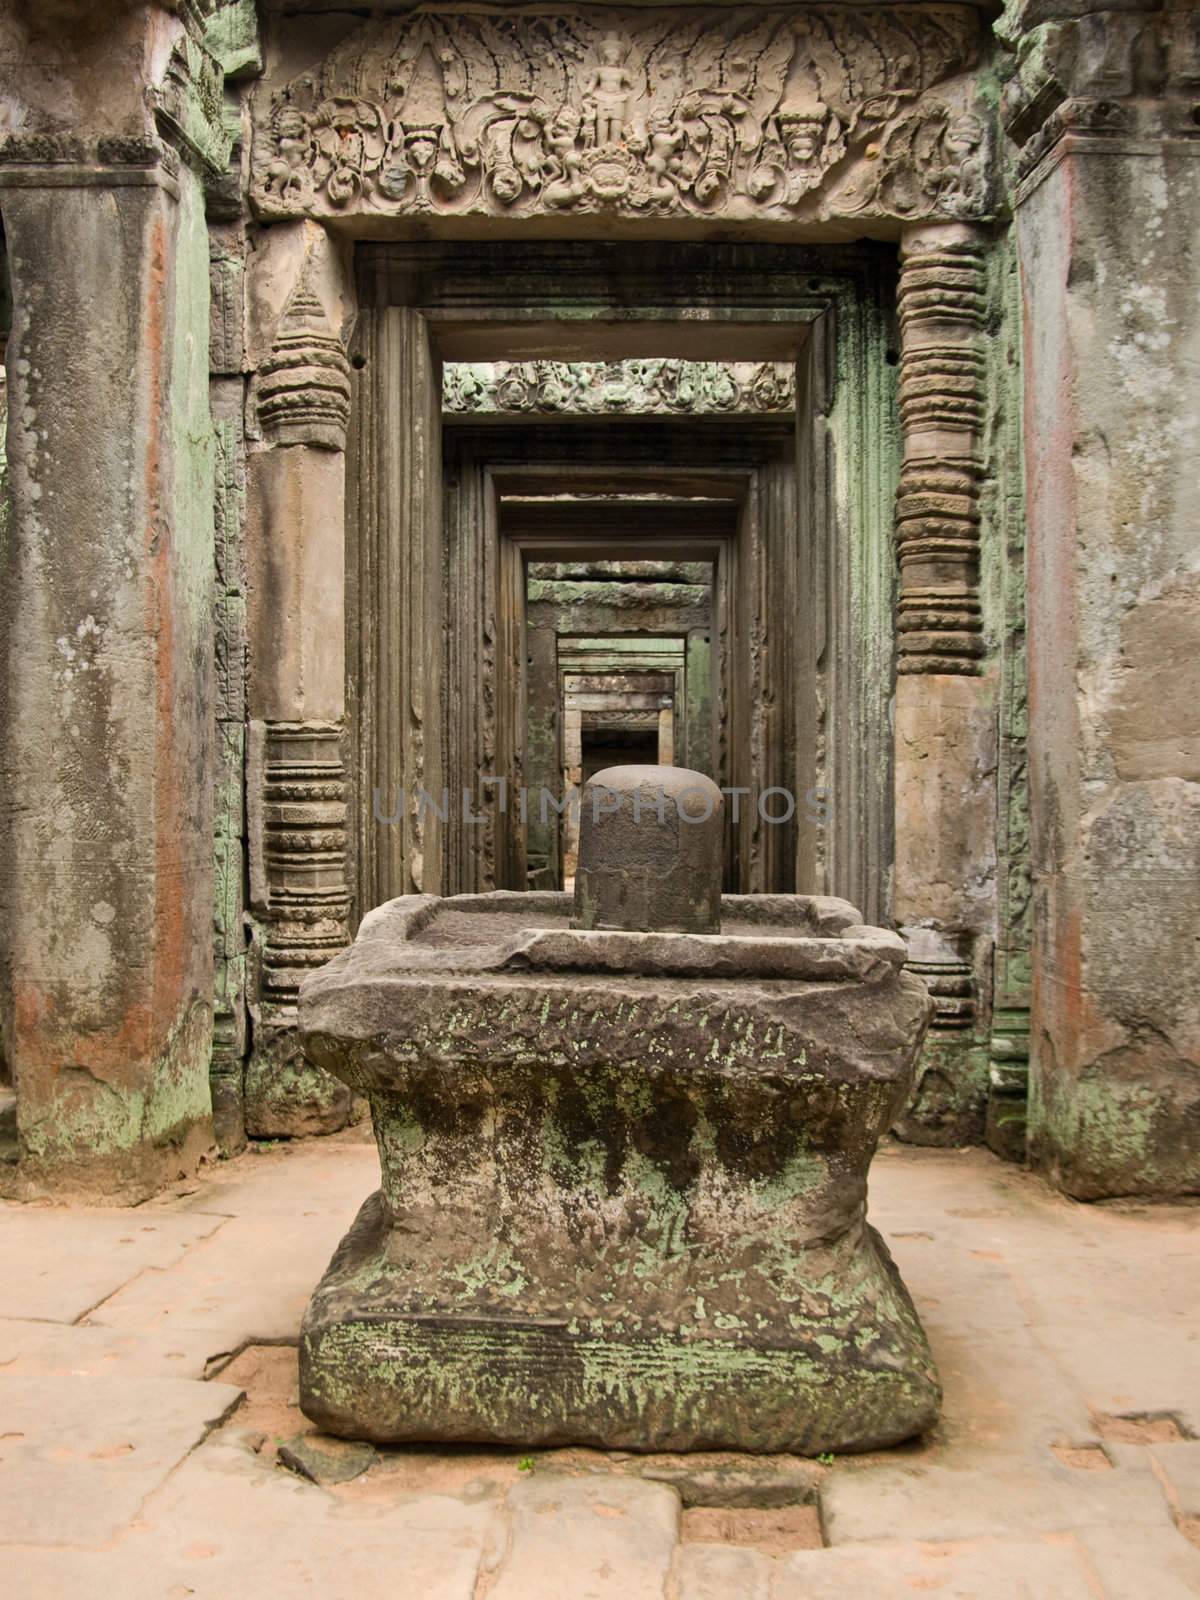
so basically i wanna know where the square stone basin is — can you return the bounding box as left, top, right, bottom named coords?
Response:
left=297, top=891, right=939, bottom=1454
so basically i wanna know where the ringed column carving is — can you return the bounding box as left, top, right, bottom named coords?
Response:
left=892, top=222, right=997, bottom=1145
left=895, top=224, right=987, bottom=674
left=245, top=238, right=355, bottom=1138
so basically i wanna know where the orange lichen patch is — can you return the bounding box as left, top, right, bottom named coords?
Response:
left=680, top=1505, right=823, bottom=1554
left=1051, top=1443, right=1112, bottom=1471
left=1093, top=1412, right=1188, bottom=1445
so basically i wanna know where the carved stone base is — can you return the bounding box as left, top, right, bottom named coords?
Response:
left=244, top=1027, right=351, bottom=1140
left=297, top=890, right=939, bottom=1451
left=209, top=1065, right=248, bottom=1157
left=302, top=1189, right=939, bottom=1454
left=893, top=1034, right=989, bottom=1148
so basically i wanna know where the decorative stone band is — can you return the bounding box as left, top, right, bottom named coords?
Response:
left=256, top=274, right=351, bottom=450
left=895, top=226, right=987, bottom=675
left=260, top=722, right=351, bottom=1024
left=443, top=360, right=797, bottom=416
left=905, top=954, right=975, bottom=1032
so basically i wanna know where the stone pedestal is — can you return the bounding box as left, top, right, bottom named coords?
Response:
left=298, top=880, right=937, bottom=1452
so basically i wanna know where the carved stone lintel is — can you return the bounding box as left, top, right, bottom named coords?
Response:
left=256, top=263, right=352, bottom=450
left=250, top=7, right=989, bottom=229
left=444, top=359, right=796, bottom=416
left=895, top=224, right=986, bottom=675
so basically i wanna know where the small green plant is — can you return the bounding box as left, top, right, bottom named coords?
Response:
left=817, top=1451, right=835, bottom=1466
left=517, top=1455, right=536, bottom=1473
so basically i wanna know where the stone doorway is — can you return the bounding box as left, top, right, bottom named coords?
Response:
left=347, top=240, right=898, bottom=926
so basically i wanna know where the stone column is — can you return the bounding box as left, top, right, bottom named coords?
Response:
left=0, top=139, right=218, bottom=1197
left=243, top=225, right=354, bottom=1138
left=1006, top=4, right=1200, bottom=1197
left=891, top=222, right=997, bottom=1144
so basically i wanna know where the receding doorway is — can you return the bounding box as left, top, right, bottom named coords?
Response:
left=347, top=241, right=898, bottom=926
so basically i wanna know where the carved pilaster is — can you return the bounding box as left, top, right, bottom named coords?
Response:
left=244, top=231, right=356, bottom=1138
left=895, top=223, right=987, bottom=675
left=986, top=233, right=1031, bottom=1163
left=259, top=723, right=351, bottom=1025
left=210, top=381, right=249, bottom=1154
left=256, top=266, right=351, bottom=450
left=892, top=222, right=995, bottom=1145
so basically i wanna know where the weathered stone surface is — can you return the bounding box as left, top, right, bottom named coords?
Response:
left=574, top=766, right=724, bottom=934
left=0, top=160, right=217, bottom=1201
left=1018, top=123, right=1200, bottom=1198
left=641, top=1456, right=822, bottom=1508
left=0, top=1374, right=243, bottom=1546
left=243, top=1031, right=351, bottom=1140
left=298, top=883, right=936, bottom=1452
left=676, top=1543, right=775, bottom=1600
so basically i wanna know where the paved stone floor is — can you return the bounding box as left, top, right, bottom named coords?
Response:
left=2, top=1135, right=1198, bottom=1598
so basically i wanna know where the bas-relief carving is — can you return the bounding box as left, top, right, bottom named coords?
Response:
left=251, top=7, right=990, bottom=227
left=443, top=359, right=796, bottom=415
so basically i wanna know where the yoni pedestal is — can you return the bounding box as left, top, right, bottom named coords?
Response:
left=296, top=768, right=939, bottom=1452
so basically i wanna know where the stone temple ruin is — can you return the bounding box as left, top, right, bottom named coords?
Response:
left=299, top=766, right=938, bottom=1450
left=2, top=9, right=1200, bottom=1590
left=0, top=6, right=1198, bottom=1230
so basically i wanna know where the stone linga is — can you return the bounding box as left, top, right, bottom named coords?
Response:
left=297, top=767, right=939, bottom=1453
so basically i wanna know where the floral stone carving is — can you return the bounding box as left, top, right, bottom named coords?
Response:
left=250, top=6, right=990, bottom=228
left=443, top=358, right=796, bottom=415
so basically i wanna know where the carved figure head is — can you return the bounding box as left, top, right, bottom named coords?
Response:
left=780, top=110, right=828, bottom=166
left=491, top=164, right=524, bottom=204
left=599, top=33, right=626, bottom=67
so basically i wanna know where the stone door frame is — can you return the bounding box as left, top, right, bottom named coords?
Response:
left=346, top=239, right=898, bottom=923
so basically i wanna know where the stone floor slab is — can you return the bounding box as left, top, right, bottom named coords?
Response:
left=0, top=1375, right=243, bottom=1546
left=489, top=1474, right=680, bottom=1600
left=675, top=1541, right=775, bottom=1599
left=0, top=1207, right=228, bottom=1323
left=1075, top=1522, right=1200, bottom=1599
left=4, top=1437, right=494, bottom=1599
left=1150, top=1440, right=1200, bottom=1517
left=770, top=1535, right=1103, bottom=1598
left=0, top=1318, right=234, bottom=1380
left=161, top=1139, right=378, bottom=1221
left=2, top=1143, right=1198, bottom=1596
left=85, top=1212, right=361, bottom=1344
left=821, top=1450, right=1172, bottom=1545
